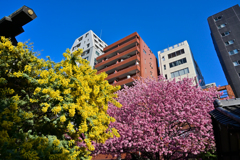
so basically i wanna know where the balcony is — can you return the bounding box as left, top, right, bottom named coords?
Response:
left=97, top=54, right=140, bottom=74
left=104, top=64, right=140, bottom=82
left=95, top=45, right=140, bottom=69
left=96, top=38, right=140, bottom=63
left=111, top=75, right=140, bottom=87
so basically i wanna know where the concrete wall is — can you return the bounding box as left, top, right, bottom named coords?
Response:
left=158, top=40, right=203, bottom=86
left=70, top=30, right=108, bottom=68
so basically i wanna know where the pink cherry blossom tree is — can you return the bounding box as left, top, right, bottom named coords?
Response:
left=94, top=76, right=221, bottom=160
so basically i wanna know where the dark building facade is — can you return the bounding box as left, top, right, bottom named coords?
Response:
left=210, top=99, right=240, bottom=160
left=208, top=4, right=240, bottom=98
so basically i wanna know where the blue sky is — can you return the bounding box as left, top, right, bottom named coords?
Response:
left=0, top=0, right=239, bottom=87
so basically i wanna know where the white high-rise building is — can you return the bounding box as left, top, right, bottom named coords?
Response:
left=158, top=40, right=205, bottom=86
left=70, top=30, right=108, bottom=68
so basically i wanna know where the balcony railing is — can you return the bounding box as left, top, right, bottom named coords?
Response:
left=97, top=54, right=140, bottom=74
left=96, top=38, right=139, bottom=62
left=95, top=45, right=140, bottom=69
left=105, top=64, right=140, bottom=81
left=111, top=75, right=140, bottom=86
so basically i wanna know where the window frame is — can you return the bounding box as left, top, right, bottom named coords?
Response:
left=168, top=49, right=185, bottom=59
left=214, top=15, right=222, bottom=22
left=229, top=49, right=239, bottom=55
left=78, top=37, right=83, bottom=41
left=171, top=68, right=189, bottom=78
left=225, top=40, right=235, bottom=46
left=96, top=51, right=100, bottom=56
left=217, top=23, right=226, bottom=29
left=233, top=60, right=240, bottom=66
left=162, top=56, right=165, bottom=61
left=143, top=49, right=146, bottom=54
left=221, top=31, right=230, bottom=37
left=169, top=58, right=187, bottom=68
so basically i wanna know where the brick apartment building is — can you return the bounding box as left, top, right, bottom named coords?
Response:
left=202, top=83, right=235, bottom=99
left=94, top=32, right=159, bottom=88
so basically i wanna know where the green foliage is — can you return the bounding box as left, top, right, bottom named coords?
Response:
left=0, top=37, right=122, bottom=160
left=198, top=149, right=217, bottom=160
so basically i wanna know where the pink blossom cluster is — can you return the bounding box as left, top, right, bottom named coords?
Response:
left=94, top=76, right=221, bottom=159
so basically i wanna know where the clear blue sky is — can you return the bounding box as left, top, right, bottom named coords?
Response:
left=1, top=0, right=239, bottom=87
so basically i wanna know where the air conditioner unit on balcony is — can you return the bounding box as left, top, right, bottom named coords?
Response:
left=136, top=61, right=139, bottom=65
left=127, top=75, right=131, bottom=79
left=121, top=59, right=124, bottom=62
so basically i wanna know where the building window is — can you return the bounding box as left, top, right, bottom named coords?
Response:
left=96, top=51, right=100, bottom=56
left=150, top=71, right=152, bottom=75
left=87, top=50, right=90, bottom=54
left=150, top=58, right=152, bottom=61
left=225, top=40, right=234, bottom=46
left=77, top=43, right=81, bottom=47
left=150, top=62, right=153, bottom=69
left=93, top=34, right=97, bottom=38
left=78, top=37, right=83, bottom=41
left=99, top=44, right=103, bottom=48
left=171, top=68, right=189, bottom=78
left=143, top=49, right=146, bottom=54
left=165, top=74, right=167, bottom=79
left=94, top=58, right=97, bottom=65
left=221, top=31, right=230, bottom=37
left=94, top=39, right=98, bottom=43
left=233, top=60, right=240, bottom=66
left=98, top=39, right=102, bottom=43
left=164, top=65, right=166, bottom=70
left=84, top=57, right=88, bottom=61
left=85, top=33, right=89, bottom=38
left=145, top=68, right=147, bottom=74
left=145, top=59, right=146, bottom=64
left=168, top=49, right=185, bottom=59
left=239, top=73, right=240, bottom=77
left=217, top=23, right=226, bottom=29
left=229, top=49, right=239, bottom=55
left=169, top=58, right=187, bottom=68
left=162, top=56, right=165, bottom=61
left=95, top=45, right=99, bottom=49
left=87, top=43, right=90, bottom=48
left=214, top=16, right=222, bottom=22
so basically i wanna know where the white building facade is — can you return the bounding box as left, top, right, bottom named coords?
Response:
left=158, top=40, right=205, bottom=86
left=70, top=30, right=107, bottom=68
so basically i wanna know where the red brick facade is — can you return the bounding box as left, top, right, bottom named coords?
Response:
left=95, top=32, right=158, bottom=88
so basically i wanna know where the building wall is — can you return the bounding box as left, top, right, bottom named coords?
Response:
left=203, top=83, right=235, bottom=99
left=139, top=38, right=158, bottom=79
left=95, top=32, right=158, bottom=88
left=158, top=40, right=204, bottom=86
left=208, top=4, right=240, bottom=97
left=70, top=30, right=107, bottom=69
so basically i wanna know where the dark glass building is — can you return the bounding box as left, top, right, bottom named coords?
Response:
left=208, top=4, right=240, bottom=98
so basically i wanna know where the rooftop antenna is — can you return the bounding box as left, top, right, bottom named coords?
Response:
left=100, top=29, right=102, bottom=38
